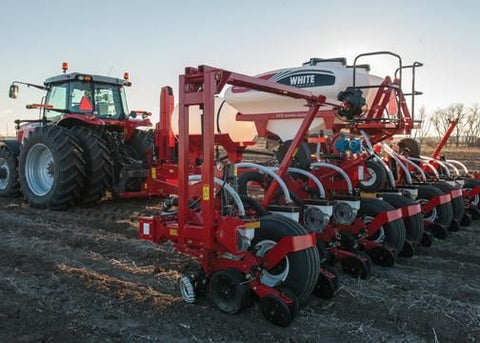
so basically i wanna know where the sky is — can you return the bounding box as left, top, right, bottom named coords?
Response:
left=0, top=0, right=479, bottom=135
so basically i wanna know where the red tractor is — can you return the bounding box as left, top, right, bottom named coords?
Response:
left=0, top=63, right=153, bottom=210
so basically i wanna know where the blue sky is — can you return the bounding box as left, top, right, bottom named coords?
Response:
left=1, top=0, right=479, bottom=135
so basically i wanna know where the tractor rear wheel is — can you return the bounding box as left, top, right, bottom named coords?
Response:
left=126, top=129, right=154, bottom=164
left=0, top=143, right=20, bottom=197
left=382, top=193, right=424, bottom=243
left=252, top=214, right=320, bottom=305
left=69, top=126, right=113, bottom=206
left=358, top=198, right=406, bottom=254
left=18, top=126, right=86, bottom=210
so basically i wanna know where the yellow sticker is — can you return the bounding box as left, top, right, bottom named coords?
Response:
left=151, top=167, right=157, bottom=179
left=169, top=229, right=178, bottom=237
left=360, top=192, right=377, bottom=199
left=292, top=148, right=298, bottom=157
left=244, top=221, right=260, bottom=229
left=233, top=166, right=238, bottom=177
left=203, top=185, right=210, bottom=201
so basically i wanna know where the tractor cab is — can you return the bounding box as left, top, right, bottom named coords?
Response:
left=42, top=72, right=130, bottom=121
left=9, top=63, right=152, bottom=144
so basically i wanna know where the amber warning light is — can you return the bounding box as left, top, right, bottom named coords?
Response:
left=62, top=62, right=69, bottom=73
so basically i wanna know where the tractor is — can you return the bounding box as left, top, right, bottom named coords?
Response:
left=0, top=63, right=153, bottom=210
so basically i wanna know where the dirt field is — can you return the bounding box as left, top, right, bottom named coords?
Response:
left=1, top=195, right=479, bottom=343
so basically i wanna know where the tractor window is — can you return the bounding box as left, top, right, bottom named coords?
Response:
left=69, top=82, right=93, bottom=114
left=45, top=84, right=67, bottom=119
left=93, top=84, right=124, bottom=119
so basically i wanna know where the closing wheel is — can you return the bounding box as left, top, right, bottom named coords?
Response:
left=448, top=219, right=460, bottom=232
left=18, top=126, right=86, bottom=210
left=0, top=143, right=20, bottom=197
left=279, top=287, right=299, bottom=317
left=399, top=240, right=415, bottom=258
left=341, top=252, right=371, bottom=279
left=364, top=243, right=396, bottom=267
left=359, top=160, right=387, bottom=192
left=208, top=269, right=250, bottom=314
left=359, top=198, right=406, bottom=254
left=428, top=223, right=447, bottom=240
left=467, top=206, right=480, bottom=220
left=420, top=231, right=434, bottom=247
left=461, top=212, right=472, bottom=226
left=253, top=215, right=320, bottom=305
left=259, top=295, right=293, bottom=327
left=313, top=265, right=340, bottom=299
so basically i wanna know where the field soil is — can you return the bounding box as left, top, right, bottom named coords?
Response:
left=1, top=196, right=479, bottom=343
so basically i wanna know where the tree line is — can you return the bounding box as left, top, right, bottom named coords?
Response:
left=414, top=103, right=480, bottom=147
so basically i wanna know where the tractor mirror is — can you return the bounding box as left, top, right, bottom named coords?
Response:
left=9, top=84, right=19, bottom=99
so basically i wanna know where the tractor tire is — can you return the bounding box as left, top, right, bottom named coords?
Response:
left=358, top=198, right=407, bottom=254
left=359, top=160, right=387, bottom=192
left=432, top=182, right=465, bottom=223
left=0, top=142, right=20, bottom=197
left=382, top=193, right=424, bottom=243
left=126, top=129, right=154, bottom=164
left=18, top=126, right=86, bottom=210
left=398, top=138, right=421, bottom=157
left=417, top=185, right=453, bottom=227
left=276, top=140, right=312, bottom=170
left=252, top=214, right=320, bottom=305
left=69, top=126, right=113, bottom=206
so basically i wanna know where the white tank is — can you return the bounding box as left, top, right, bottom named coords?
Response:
left=171, top=97, right=257, bottom=142
left=173, top=58, right=384, bottom=142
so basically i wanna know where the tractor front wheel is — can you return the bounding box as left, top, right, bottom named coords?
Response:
left=0, top=143, right=20, bottom=197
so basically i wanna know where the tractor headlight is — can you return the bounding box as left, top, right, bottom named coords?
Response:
left=333, top=202, right=357, bottom=225
left=303, top=206, right=330, bottom=233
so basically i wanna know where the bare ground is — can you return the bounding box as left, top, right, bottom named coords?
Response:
left=0, top=195, right=479, bottom=343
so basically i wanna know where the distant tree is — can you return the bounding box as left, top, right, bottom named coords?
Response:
left=413, top=106, right=431, bottom=145
left=430, top=103, right=468, bottom=147
left=464, top=104, right=480, bottom=147
left=431, top=108, right=453, bottom=142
